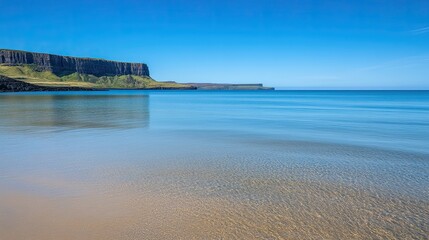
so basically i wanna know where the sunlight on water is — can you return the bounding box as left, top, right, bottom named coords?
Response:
left=0, top=91, right=428, bottom=239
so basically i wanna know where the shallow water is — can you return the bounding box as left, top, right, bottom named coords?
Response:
left=0, top=90, right=428, bottom=239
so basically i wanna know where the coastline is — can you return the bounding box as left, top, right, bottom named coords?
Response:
left=0, top=75, right=274, bottom=92
left=0, top=75, right=98, bottom=92
left=0, top=49, right=274, bottom=91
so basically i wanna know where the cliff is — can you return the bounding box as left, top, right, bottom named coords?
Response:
left=0, top=49, right=149, bottom=77
left=0, top=49, right=273, bottom=91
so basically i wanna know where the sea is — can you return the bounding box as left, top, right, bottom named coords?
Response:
left=0, top=90, right=428, bottom=239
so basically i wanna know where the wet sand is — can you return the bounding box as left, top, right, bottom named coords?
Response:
left=1, top=139, right=428, bottom=239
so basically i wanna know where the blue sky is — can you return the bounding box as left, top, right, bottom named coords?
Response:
left=0, top=0, right=428, bottom=89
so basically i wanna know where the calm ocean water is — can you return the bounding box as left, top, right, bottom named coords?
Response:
left=0, top=90, right=428, bottom=239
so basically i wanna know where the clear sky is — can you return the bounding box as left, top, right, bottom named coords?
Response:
left=0, top=0, right=428, bottom=89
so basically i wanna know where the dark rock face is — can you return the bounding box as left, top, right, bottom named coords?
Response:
left=0, top=75, right=94, bottom=92
left=0, top=49, right=150, bottom=77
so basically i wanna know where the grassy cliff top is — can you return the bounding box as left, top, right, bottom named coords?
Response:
left=0, top=64, right=192, bottom=89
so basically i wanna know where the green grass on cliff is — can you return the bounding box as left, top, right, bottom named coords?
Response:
left=0, top=64, right=59, bottom=81
left=0, top=64, right=190, bottom=89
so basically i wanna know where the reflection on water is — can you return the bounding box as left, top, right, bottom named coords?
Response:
left=0, top=91, right=428, bottom=239
left=0, top=94, right=150, bottom=131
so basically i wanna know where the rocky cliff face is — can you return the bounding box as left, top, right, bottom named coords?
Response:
left=0, top=49, right=149, bottom=77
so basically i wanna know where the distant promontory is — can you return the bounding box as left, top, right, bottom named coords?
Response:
left=0, top=49, right=273, bottom=91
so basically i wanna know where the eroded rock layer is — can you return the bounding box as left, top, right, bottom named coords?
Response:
left=0, top=49, right=149, bottom=77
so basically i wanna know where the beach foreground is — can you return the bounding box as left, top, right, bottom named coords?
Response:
left=0, top=91, right=428, bottom=239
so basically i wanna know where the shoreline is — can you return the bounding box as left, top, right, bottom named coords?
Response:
left=0, top=75, right=275, bottom=92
